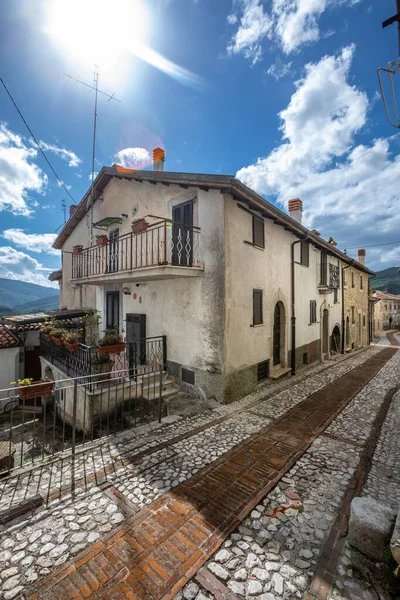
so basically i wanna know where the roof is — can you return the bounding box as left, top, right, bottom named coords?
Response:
left=53, top=166, right=375, bottom=276
left=1, top=308, right=91, bottom=327
left=0, top=325, right=21, bottom=349
left=48, top=269, right=62, bottom=281
left=371, top=290, right=400, bottom=301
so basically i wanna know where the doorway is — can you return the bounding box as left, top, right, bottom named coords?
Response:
left=172, top=200, right=193, bottom=266
left=322, top=309, right=329, bottom=356
left=358, top=314, right=362, bottom=346
left=126, top=314, right=146, bottom=374
left=331, top=325, right=341, bottom=354
left=273, top=302, right=285, bottom=367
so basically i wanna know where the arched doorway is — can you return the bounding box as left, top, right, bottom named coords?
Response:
left=322, top=309, right=329, bottom=356
left=273, top=302, right=285, bottom=367
left=331, top=325, right=341, bottom=354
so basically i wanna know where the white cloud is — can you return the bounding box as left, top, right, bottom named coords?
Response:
left=0, top=123, right=47, bottom=216
left=0, top=246, right=58, bottom=288
left=38, top=141, right=81, bottom=167
left=227, top=0, right=359, bottom=61
left=2, top=229, right=58, bottom=255
left=227, top=14, right=238, bottom=24
left=236, top=46, right=400, bottom=270
left=227, top=0, right=272, bottom=64
left=114, top=147, right=151, bottom=168
left=267, top=59, right=293, bottom=80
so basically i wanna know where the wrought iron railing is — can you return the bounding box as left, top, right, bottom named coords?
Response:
left=40, top=335, right=167, bottom=383
left=72, top=220, right=201, bottom=279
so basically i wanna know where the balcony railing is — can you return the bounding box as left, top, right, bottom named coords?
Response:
left=40, top=334, right=167, bottom=383
left=72, top=220, right=201, bottom=279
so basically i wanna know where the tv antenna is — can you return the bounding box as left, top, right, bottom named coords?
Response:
left=377, top=0, right=400, bottom=128
left=64, top=70, right=121, bottom=234
left=61, top=198, right=67, bottom=223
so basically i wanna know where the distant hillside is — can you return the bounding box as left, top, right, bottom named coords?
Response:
left=0, top=278, right=58, bottom=308
left=371, top=267, right=400, bottom=295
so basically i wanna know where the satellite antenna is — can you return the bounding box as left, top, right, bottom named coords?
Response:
left=377, top=0, right=400, bottom=128
left=64, top=70, right=121, bottom=234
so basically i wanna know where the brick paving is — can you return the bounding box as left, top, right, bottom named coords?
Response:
left=26, top=347, right=396, bottom=600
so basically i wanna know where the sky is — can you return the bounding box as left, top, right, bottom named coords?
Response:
left=0, top=0, right=399, bottom=288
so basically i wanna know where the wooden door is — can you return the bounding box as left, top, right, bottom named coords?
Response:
left=273, top=303, right=280, bottom=366
left=172, top=200, right=193, bottom=266
left=126, top=314, right=146, bottom=373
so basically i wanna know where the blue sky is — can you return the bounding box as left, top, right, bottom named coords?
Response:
left=0, top=0, right=399, bottom=287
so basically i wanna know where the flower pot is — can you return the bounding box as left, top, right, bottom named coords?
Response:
left=98, top=343, right=126, bottom=355
left=131, top=220, right=149, bottom=234
left=53, top=337, right=64, bottom=346
left=65, top=342, right=80, bottom=352
left=96, top=236, right=108, bottom=246
left=42, top=333, right=51, bottom=341
left=18, top=380, right=54, bottom=401
left=73, top=245, right=83, bottom=254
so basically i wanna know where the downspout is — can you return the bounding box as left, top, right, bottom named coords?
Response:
left=291, top=234, right=308, bottom=376
left=341, top=261, right=354, bottom=354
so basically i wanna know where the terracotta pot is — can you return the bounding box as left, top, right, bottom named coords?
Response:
left=42, top=333, right=51, bottom=341
left=97, top=343, right=126, bottom=355
left=65, top=342, right=80, bottom=352
left=131, top=220, right=149, bottom=234
left=18, top=381, right=54, bottom=401
left=73, top=245, right=83, bottom=254
left=96, top=236, right=108, bottom=246
left=53, top=337, right=64, bottom=346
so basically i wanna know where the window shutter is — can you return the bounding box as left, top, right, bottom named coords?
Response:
left=301, top=242, right=309, bottom=266
left=252, top=217, right=265, bottom=248
left=253, top=289, right=263, bottom=325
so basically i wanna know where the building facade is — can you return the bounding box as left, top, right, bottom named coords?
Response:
left=342, top=249, right=370, bottom=351
left=46, top=150, right=373, bottom=404
left=371, top=289, right=400, bottom=331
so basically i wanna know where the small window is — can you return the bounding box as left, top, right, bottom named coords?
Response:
left=334, top=288, right=338, bottom=304
left=351, top=272, right=355, bottom=288
left=182, top=368, right=195, bottom=385
left=300, top=242, right=309, bottom=267
left=310, top=300, right=317, bottom=324
left=320, top=252, right=327, bottom=285
left=303, top=353, right=308, bottom=365
left=257, top=360, right=269, bottom=382
left=351, top=306, right=355, bottom=324
left=360, top=276, right=363, bottom=290
left=363, top=315, right=366, bottom=327
left=252, top=216, right=265, bottom=248
left=253, top=289, right=263, bottom=325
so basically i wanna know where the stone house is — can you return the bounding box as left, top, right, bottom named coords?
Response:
left=371, top=289, right=400, bottom=331
left=342, top=249, right=370, bottom=351
left=44, top=149, right=374, bottom=404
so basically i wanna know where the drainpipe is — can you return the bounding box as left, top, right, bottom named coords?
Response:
left=341, top=261, right=354, bottom=354
left=291, top=235, right=308, bottom=376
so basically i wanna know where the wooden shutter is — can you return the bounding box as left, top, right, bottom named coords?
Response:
left=253, top=289, right=263, bottom=325
left=252, top=217, right=265, bottom=248
left=310, top=300, right=316, bottom=324
left=301, top=242, right=309, bottom=266
left=320, top=252, right=327, bottom=284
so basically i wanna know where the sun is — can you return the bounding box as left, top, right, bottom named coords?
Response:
left=46, top=0, right=149, bottom=71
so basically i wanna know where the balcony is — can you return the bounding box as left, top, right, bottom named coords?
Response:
left=71, top=219, right=203, bottom=284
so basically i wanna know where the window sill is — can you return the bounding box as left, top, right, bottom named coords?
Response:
left=243, top=241, right=265, bottom=250
left=250, top=324, right=264, bottom=328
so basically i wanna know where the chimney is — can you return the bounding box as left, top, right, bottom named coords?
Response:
left=69, top=205, right=78, bottom=218
left=153, top=147, right=165, bottom=171
left=288, top=198, right=303, bottom=224
left=358, top=248, right=366, bottom=265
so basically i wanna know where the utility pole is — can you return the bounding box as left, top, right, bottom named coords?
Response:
left=64, top=70, right=121, bottom=236
left=382, top=0, right=400, bottom=58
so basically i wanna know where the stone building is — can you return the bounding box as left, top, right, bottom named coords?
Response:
left=370, top=289, right=400, bottom=331
left=342, top=249, right=370, bottom=351
left=43, top=149, right=374, bottom=404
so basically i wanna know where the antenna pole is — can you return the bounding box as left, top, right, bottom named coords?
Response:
left=382, top=0, right=400, bottom=58
left=62, top=199, right=67, bottom=223
left=90, top=71, right=99, bottom=237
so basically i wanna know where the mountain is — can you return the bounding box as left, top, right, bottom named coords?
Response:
left=370, top=267, right=400, bottom=295
left=0, top=278, right=58, bottom=309
left=15, top=295, right=60, bottom=313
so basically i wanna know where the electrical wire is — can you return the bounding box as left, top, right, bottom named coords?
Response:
left=344, top=240, right=400, bottom=250
left=0, top=77, right=76, bottom=204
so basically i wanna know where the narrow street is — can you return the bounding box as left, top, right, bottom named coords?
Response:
left=0, top=334, right=392, bottom=600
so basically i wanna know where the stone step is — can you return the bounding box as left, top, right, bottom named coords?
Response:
left=270, top=366, right=291, bottom=380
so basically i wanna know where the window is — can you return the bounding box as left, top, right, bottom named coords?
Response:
left=363, top=315, right=366, bottom=327
left=310, top=300, right=317, bottom=324
left=252, top=216, right=265, bottom=248
left=334, top=288, right=338, bottom=304
left=360, top=276, right=363, bottom=290
left=253, top=289, right=263, bottom=325
left=351, top=306, right=355, bottom=324
left=106, top=291, right=120, bottom=330
left=351, top=272, right=355, bottom=288
left=300, top=242, right=309, bottom=267
left=257, top=360, right=269, bottom=382
left=346, top=316, right=350, bottom=346
left=108, top=228, right=119, bottom=273
left=320, top=252, right=327, bottom=285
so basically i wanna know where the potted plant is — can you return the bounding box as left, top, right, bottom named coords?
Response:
left=131, top=218, right=149, bottom=234
left=50, top=327, right=66, bottom=345
left=63, top=330, right=83, bottom=352
left=96, top=234, right=108, bottom=246
left=97, top=327, right=125, bottom=355
left=11, top=377, right=54, bottom=402
left=41, top=321, right=53, bottom=340
left=91, top=354, right=113, bottom=380
left=73, top=244, right=84, bottom=254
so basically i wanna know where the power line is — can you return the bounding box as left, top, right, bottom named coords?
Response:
left=0, top=77, right=76, bottom=204
left=344, top=240, right=400, bottom=250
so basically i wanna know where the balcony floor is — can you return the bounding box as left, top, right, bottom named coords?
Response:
left=71, top=264, right=204, bottom=285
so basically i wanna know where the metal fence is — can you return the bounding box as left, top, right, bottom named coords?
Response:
left=0, top=365, right=166, bottom=481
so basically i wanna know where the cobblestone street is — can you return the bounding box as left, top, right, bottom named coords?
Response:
left=0, top=341, right=398, bottom=600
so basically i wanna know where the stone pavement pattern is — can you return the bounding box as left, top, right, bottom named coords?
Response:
left=22, top=346, right=396, bottom=599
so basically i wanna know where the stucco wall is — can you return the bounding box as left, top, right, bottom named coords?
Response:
left=0, top=347, right=20, bottom=391
left=373, top=297, right=400, bottom=331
